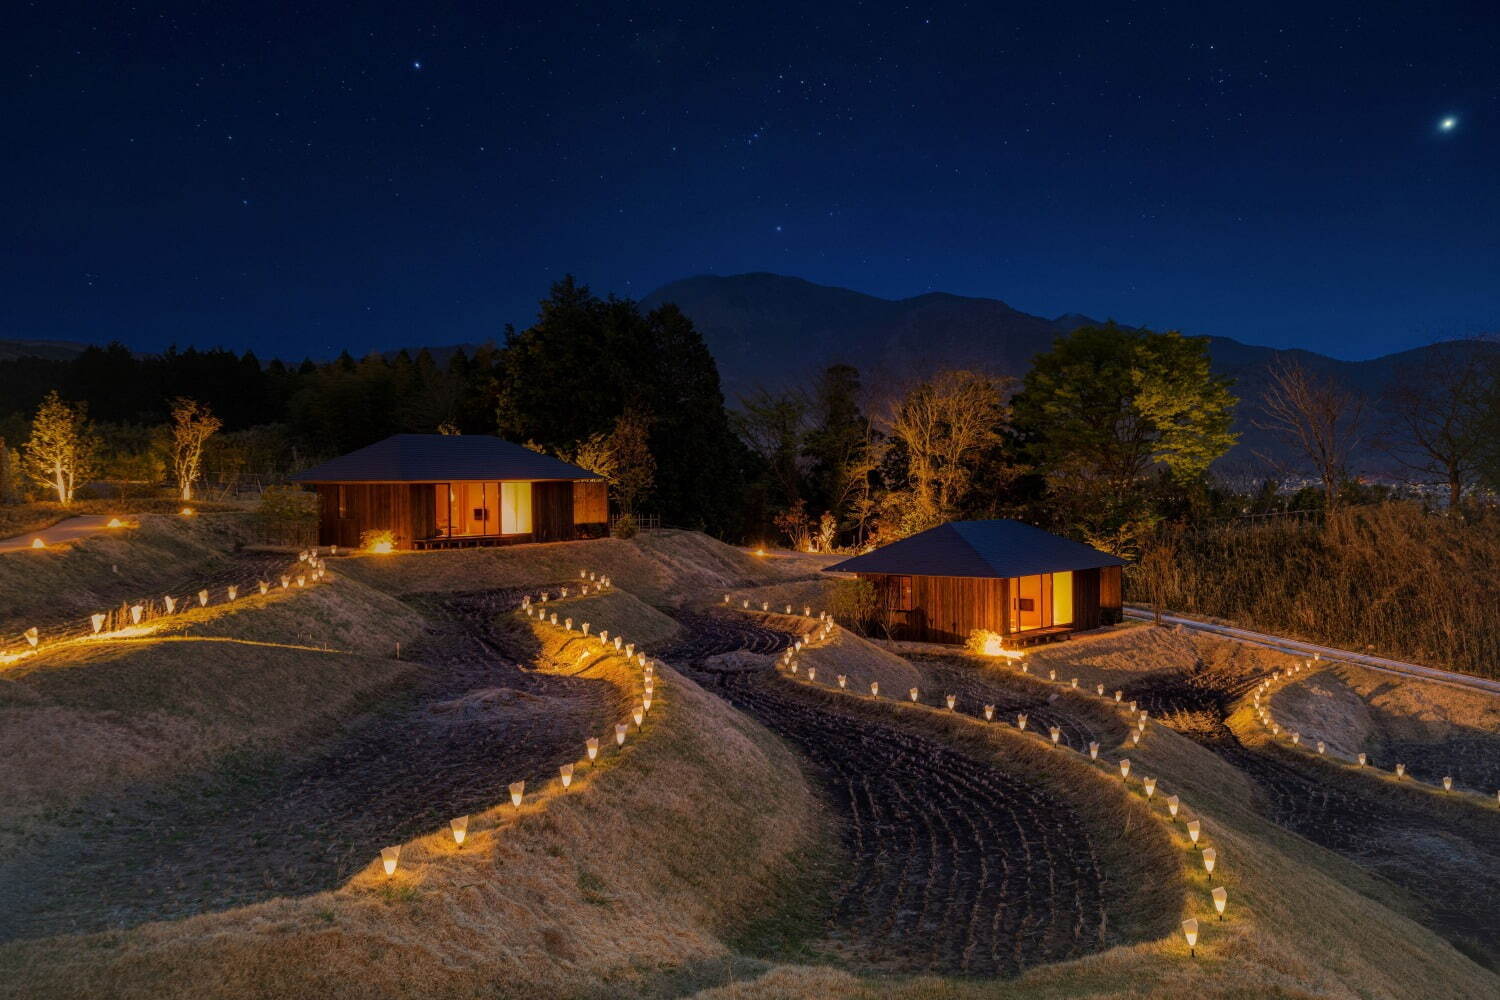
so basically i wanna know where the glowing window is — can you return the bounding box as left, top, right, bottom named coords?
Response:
left=1052, top=571, right=1073, bottom=625
left=501, top=482, right=532, bottom=534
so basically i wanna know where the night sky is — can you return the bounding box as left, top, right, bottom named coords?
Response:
left=6, top=2, right=1497, bottom=362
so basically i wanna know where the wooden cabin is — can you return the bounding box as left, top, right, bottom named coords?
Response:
left=824, top=519, right=1124, bottom=645
left=293, top=434, right=608, bottom=550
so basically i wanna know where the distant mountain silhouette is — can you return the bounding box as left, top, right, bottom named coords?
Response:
left=0, top=338, right=87, bottom=362
left=642, top=272, right=1496, bottom=478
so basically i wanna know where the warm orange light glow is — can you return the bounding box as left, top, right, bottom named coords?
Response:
left=180, top=507, right=195, bottom=516
left=1167, top=794, right=1180, bottom=818
left=381, top=845, right=400, bottom=876
left=30, top=538, right=44, bottom=549
left=1212, top=886, right=1228, bottom=919
left=509, top=780, right=525, bottom=807
left=586, top=737, right=599, bottom=761
left=1187, top=819, right=1201, bottom=846
left=107, top=517, right=125, bottom=528
left=1182, top=917, right=1199, bottom=954
left=560, top=763, right=574, bottom=789
left=1119, top=758, right=1131, bottom=780
left=451, top=815, right=468, bottom=846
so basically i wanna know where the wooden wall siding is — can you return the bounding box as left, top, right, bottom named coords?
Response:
left=1071, top=567, right=1102, bottom=632
left=573, top=480, right=608, bottom=526
left=409, top=483, right=437, bottom=543
left=531, top=481, right=576, bottom=542
left=317, top=483, right=414, bottom=548
left=864, top=573, right=1004, bottom=644
left=1099, top=565, right=1123, bottom=623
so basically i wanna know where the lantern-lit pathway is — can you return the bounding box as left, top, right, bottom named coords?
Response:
left=0, top=586, right=622, bottom=942
left=711, top=672, right=1120, bottom=977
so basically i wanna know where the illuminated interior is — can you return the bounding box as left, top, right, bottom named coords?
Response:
left=432, top=481, right=534, bottom=538
left=1008, top=572, right=1074, bottom=633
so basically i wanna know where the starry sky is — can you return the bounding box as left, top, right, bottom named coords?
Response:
left=5, top=2, right=1497, bottom=362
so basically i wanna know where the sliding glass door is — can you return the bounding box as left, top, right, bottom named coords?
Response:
left=430, top=482, right=534, bottom=538
left=1008, top=572, right=1075, bottom=632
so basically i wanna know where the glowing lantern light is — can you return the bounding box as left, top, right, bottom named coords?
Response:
left=1096, top=683, right=1105, bottom=696
left=633, top=705, right=644, bottom=727
left=1212, top=886, right=1228, bottom=920
left=1317, top=740, right=1326, bottom=755
left=625, top=643, right=634, bottom=657
left=643, top=693, right=652, bottom=712
left=1443, top=776, right=1453, bottom=792
left=804, top=606, right=812, bottom=617
left=638, top=652, right=647, bottom=666
left=806, top=667, right=816, bottom=681
left=1114, top=690, right=1123, bottom=703
left=984, top=704, right=995, bottom=721
left=909, top=687, right=920, bottom=702
left=598, top=630, right=609, bottom=644
left=1143, top=777, right=1157, bottom=800
left=1129, top=701, right=1137, bottom=712
left=1167, top=795, right=1180, bottom=819
left=165, top=595, right=177, bottom=614
left=1048, top=669, right=1057, bottom=681
left=1131, top=730, right=1142, bottom=745
left=1071, top=678, right=1079, bottom=688
left=227, top=585, right=238, bottom=601
left=198, top=589, right=209, bottom=607
left=380, top=845, right=400, bottom=876
left=280, top=575, right=290, bottom=589
left=1271, top=724, right=1280, bottom=736
left=1187, top=819, right=1201, bottom=847
left=550, top=613, right=558, bottom=626
left=451, top=815, right=468, bottom=846
left=1202, top=847, right=1216, bottom=874
left=565, top=617, right=573, bottom=631
left=258, top=580, right=268, bottom=595
left=1119, top=758, right=1131, bottom=780
left=1395, top=763, right=1406, bottom=779
left=1020, top=663, right=1029, bottom=674
left=1291, top=732, right=1300, bottom=746
left=509, top=781, right=525, bottom=808
left=24, top=626, right=40, bottom=648
left=742, top=599, right=749, bottom=609
left=869, top=681, right=879, bottom=697
left=1357, top=752, right=1367, bottom=766
left=613, top=636, right=622, bottom=650
left=946, top=694, right=957, bottom=711
left=837, top=674, right=847, bottom=689
left=1088, top=741, right=1099, bottom=760
left=1050, top=726, right=1061, bottom=746
left=1016, top=712, right=1028, bottom=731
left=586, top=737, right=599, bottom=761
left=561, top=763, right=574, bottom=789
left=107, top=517, right=124, bottom=528
left=1182, top=918, right=1198, bottom=957
left=30, top=538, right=44, bottom=549
left=615, top=723, right=627, bottom=746
left=130, top=604, right=143, bottom=624
left=91, top=613, right=105, bottom=634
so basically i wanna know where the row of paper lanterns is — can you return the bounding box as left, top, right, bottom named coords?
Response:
left=5, top=549, right=330, bottom=659
left=1253, top=658, right=1499, bottom=805
left=771, top=618, right=1230, bottom=956
left=379, top=569, right=650, bottom=879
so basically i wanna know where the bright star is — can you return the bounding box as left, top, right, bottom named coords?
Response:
left=1439, top=116, right=1457, bottom=132
left=413, top=60, right=423, bottom=70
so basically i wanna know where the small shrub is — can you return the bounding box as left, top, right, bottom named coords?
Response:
left=612, top=513, right=638, bottom=539
left=361, top=528, right=396, bottom=552
left=965, top=629, right=1004, bottom=656
left=828, top=577, right=878, bottom=632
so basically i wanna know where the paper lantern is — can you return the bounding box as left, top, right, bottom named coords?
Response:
left=946, top=694, right=957, bottom=710
left=259, top=580, right=268, bottom=594
left=806, top=667, right=816, bottom=681
left=1016, top=712, right=1028, bottom=731
left=30, top=537, right=44, bottom=549
left=24, top=626, right=39, bottom=648
left=638, top=652, right=647, bottom=666
left=1291, top=732, right=1300, bottom=745
left=130, top=603, right=143, bottom=624
left=541, top=592, right=549, bottom=603
left=280, top=575, right=290, bottom=589
left=742, top=599, right=749, bottom=609
left=561, top=763, right=574, bottom=789
left=1443, top=776, right=1453, bottom=792
left=227, top=585, right=238, bottom=601
left=599, top=630, right=609, bottom=644
left=91, top=613, right=105, bottom=634
left=1131, top=730, right=1142, bottom=745
left=1182, top=917, right=1198, bottom=956
left=984, top=704, right=995, bottom=721
left=1048, top=669, right=1057, bottom=681
left=107, top=517, right=124, bottom=528
left=643, top=694, right=652, bottom=712
left=451, top=815, right=469, bottom=846
left=615, top=723, right=627, bottom=746
left=586, top=737, right=599, bottom=761
left=837, top=674, right=847, bottom=689
left=644, top=677, right=655, bottom=693
left=1020, top=663, right=1029, bottom=674
left=1167, top=794, right=1180, bottom=819
left=1119, top=758, right=1131, bottom=780
left=1202, top=847, right=1216, bottom=874
left=1187, top=819, right=1201, bottom=846
left=1071, top=678, right=1079, bottom=688
left=509, top=781, right=525, bottom=807
left=1049, top=726, right=1061, bottom=746
left=1143, top=777, right=1156, bottom=800
left=1212, top=886, right=1228, bottom=919
left=804, top=606, right=812, bottom=616
left=761, top=601, right=769, bottom=612
left=1271, top=724, right=1280, bottom=736
left=625, top=643, right=634, bottom=657
left=296, top=575, right=306, bottom=587
left=633, top=706, right=644, bottom=726
left=1395, top=763, right=1405, bottom=779
left=1114, top=690, right=1123, bottom=703
left=909, top=687, right=919, bottom=702
left=381, top=845, right=400, bottom=876
left=1096, top=683, right=1105, bottom=696
left=1129, top=700, right=1137, bottom=712
left=869, top=681, right=879, bottom=697
left=165, top=595, right=177, bottom=613
left=613, top=636, right=622, bottom=650
left=1088, top=741, right=1099, bottom=760
left=549, top=613, right=558, bottom=626
left=1357, top=752, right=1366, bottom=766
left=1317, top=740, right=1326, bottom=755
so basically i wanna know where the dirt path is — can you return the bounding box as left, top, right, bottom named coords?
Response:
left=0, top=587, right=621, bottom=942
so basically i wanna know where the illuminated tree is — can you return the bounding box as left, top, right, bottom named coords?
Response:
left=887, top=370, right=1013, bottom=528
left=170, top=397, right=223, bottom=501
left=22, top=390, right=98, bottom=505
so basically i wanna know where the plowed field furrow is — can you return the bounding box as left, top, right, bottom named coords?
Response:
left=655, top=610, right=804, bottom=665
left=714, top=673, right=1111, bottom=978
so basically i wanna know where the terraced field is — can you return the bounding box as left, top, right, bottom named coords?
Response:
left=716, top=673, right=1111, bottom=977
left=0, top=585, right=621, bottom=942
left=655, top=608, right=807, bottom=665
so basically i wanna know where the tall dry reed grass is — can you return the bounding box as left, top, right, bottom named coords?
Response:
left=1129, top=503, right=1500, bottom=679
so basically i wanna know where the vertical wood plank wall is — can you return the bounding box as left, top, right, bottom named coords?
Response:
left=572, top=480, right=608, bottom=531
left=1071, top=567, right=1102, bottom=631
left=1099, top=565, right=1123, bottom=623
left=531, top=481, right=576, bottom=542
left=865, top=568, right=1116, bottom=644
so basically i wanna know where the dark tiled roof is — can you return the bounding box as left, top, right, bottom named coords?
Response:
left=292, top=434, right=602, bottom=483
left=824, top=519, right=1126, bottom=579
